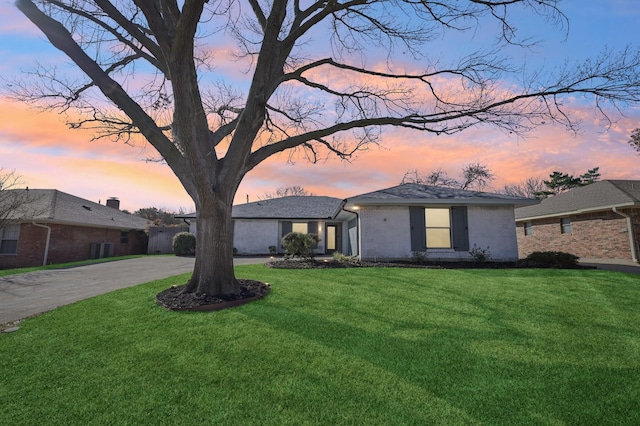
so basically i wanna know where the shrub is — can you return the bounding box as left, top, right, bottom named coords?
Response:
left=268, top=245, right=277, bottom=255
left=524, top=251, right=580, bottom=268
left=332, top=252, right=360, bottom=265
left=172, top=232, right=196, bottom=256
left=469, top=244, right=491, bottom=262
left=281, top=232, right=320, bottom=260
left=411, top=250, right=428, bottom=264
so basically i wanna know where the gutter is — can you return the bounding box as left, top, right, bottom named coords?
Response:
left=516, top=202, right=637, bottom=222
left=612, top=207, right=638, bottom=263
left=31, top=222, right=52, bottom=266
left=341, top=200, right=360, bottom=258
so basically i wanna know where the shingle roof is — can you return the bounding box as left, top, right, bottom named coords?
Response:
left=348, top=183, right=537, bottom=206
left=515, top=180, right=640, bottom=220
left=4, top=189, right=149, bottom=230
left=230, top=196, right=344, bottom=219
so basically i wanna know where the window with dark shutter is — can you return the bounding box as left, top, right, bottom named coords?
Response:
left=281, top=221, right=292, bottom=237
left=451, top=207, right=469, bottom=252
left=409, top=207, right=426, bottom=251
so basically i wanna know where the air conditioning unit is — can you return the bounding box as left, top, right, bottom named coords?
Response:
left=90, top=242, right=114, bottom=259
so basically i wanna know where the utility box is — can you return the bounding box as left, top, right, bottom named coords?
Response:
left=90, top=242, right=114, bottom=259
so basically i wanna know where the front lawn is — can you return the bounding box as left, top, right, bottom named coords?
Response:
left=1, top=266, right=639, bottom=425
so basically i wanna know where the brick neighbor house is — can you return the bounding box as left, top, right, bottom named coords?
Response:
left=0, top=189, right=150, bottom=269
left=515, top=180, right=640, bottom=263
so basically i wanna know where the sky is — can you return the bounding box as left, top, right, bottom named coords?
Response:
left=1, top=0, right=639, bottom=213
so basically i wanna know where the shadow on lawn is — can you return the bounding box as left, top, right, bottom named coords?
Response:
left=242, top=288, right=637, bottom=424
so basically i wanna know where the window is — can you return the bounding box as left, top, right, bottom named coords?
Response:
left=425, top=208, right=451, bottom=248
left=120, top=231, right=129, bottom=243
left=0, top=224, right=20, bottom=254
left=524, top=222, right=533, bottom=236
left=561, top=218, right=571, bottom=234
left=292, top=222, right=308, bottom=234
left=410, top=207, right=468, bottom=252
left=326, top=225, right=337, bottom=251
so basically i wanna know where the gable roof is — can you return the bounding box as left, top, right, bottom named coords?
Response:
left=4, top=189, right=150, bottom=230
left=178, top=196, right=345, bottom=220
left=515, top=180, right=640, bottom=221
left=232, top=196, right=344, bottom=219
left=346, top=183, right=537, bottom=207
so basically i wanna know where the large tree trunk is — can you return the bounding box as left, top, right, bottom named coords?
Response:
left=182, top=193, right=240, bottom=296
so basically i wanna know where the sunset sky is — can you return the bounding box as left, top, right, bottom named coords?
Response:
left=1, top=1, right=639, bottom=213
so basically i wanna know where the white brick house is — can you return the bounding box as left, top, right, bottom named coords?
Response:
left=179, top=183, right=536, bottom=261
left=345, top=184, right=537, bottom=261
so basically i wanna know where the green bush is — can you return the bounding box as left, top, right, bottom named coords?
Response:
left=172, top=232, right=196, bottom=256
left=524, top=251, right=580, bottom=268
left=332, top=252, right=360, bottom=265
left=469, top=244, right=491, bottom=263
left=281, top=232, right=320, bottom=260
left=411, top=250, right=429, bottom=264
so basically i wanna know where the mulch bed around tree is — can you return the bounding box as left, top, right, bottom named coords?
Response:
left=155, top=279, right=270, bottom=311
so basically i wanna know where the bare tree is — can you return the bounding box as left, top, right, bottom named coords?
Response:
left=0, top=169, right=42, bottom=230
left=402, top=162, right=495, bottom=190
left=259, top=185, right=313, bottom=200
left=499, top=177, right=547, bottom=198
left=12, top=0, right=640, bottom=301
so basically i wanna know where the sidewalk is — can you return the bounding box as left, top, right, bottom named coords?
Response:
left=579, top=258, right=640, bottom=275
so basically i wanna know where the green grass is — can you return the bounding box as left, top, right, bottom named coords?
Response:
left=2, top=266, right=640, bottom=425
left=0, top=254, right=151, bottom=277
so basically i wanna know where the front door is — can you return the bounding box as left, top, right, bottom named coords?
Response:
left=325, top=224, right=342, bottom=254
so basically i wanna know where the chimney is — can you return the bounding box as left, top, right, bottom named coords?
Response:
left=106, top=197, right=120, bottom=210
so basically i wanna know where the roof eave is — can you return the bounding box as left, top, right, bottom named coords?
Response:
left=345, top=198, right=538, bottom=207
left=515, top=202, right=639, bottom=222
left=29, top=218, right=148, bottom=230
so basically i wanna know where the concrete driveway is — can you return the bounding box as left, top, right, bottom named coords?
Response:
left=0, top=256, right=268, bottom=327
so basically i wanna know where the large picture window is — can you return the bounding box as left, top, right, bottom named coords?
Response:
left=292, top=222, right=308, bottom=234
left=425, top=208, right=451, bottom=248
left=0, top=224, right=20, bottom=254
left=410, top=206, right=468, bottom=252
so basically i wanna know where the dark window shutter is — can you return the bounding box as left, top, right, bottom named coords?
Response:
left=451, top=206, right=469, bottom=252
left=409, top=207, right=426, bottom=251
left=307, top=221, right=318, bottom=235
left=281, top=221, right=292, bottom=237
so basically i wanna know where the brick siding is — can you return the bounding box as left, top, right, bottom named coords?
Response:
left=517, top=208, right=640, bottom=261
left=0, top=223, right=148, bottom=269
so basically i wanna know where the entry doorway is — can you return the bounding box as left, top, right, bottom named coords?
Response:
left=325, top=224, right=342, bottom=254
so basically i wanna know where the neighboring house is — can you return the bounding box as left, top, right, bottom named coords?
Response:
left=180, top=183, right=536, bottom=261
left=344, top=183, right=537, bottom=261
left=179, top=196, right=355, bottom=256
left=515, top=180, right=640, bottom=263
left=0, top=189, right=150, bottom=269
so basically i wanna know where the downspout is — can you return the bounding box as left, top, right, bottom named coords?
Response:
left=341, top=202, right=360, bottom=258
left=32, top=222, right=52, bottom=266
left=612, top=207, right=638, bottom=263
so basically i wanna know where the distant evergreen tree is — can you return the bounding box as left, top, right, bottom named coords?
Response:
left=534, top=167, right=600, bottom=198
